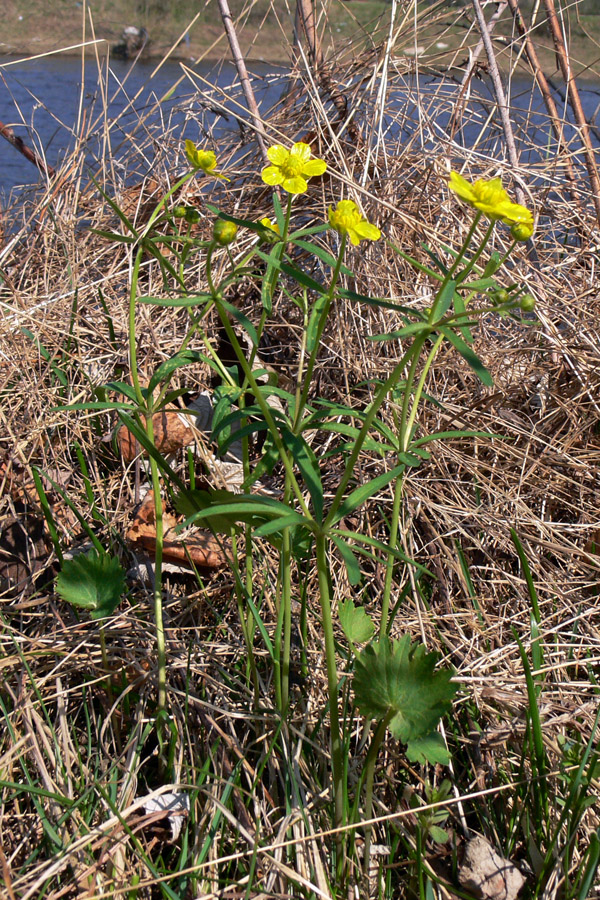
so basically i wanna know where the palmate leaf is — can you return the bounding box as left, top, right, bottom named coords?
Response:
left=56, top=550, right=126, bottom=620
left=353, top=636, right=458, bottom=762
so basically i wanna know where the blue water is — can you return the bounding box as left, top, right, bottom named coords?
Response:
left=0, top=55, right=286, bottom=201
left=1, top=53, right=599, bottom=203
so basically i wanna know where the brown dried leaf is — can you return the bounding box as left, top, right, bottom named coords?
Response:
left=126, top=491, right=228, bottom=569
left=118, top=411, right=195, bottom=462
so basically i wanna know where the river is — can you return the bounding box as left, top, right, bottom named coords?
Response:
left=1, top=53, right=599, bottom=203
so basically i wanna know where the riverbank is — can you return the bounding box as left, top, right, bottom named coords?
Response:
left=2, top=0, right=600, bottom=77
left=0, top=0, right=390, bottom=65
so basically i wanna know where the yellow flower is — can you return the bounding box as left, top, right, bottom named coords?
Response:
left=328, top=199, right=381, bottom=246
left=449, top=171, right=533, bottom=234
left=185, top=140, right=229, bottom=180
left=261, top=142, right=327, bottom=194
left=260, top=217, right=281, bottom=235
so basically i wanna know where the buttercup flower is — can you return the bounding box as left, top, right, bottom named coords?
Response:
left=328, top=199, right=381, bottom=246
left=449, top=171, right=534, bottom=234
left=260, top=216, right=281, bottom=235
left=261, top=142, right=327, bottom=194
left=185, top=140, right=229, bottom=180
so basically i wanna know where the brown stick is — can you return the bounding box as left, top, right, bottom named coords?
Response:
left=449, top=2, right=507, bottom=139
left=0, top=119, right=55, bottom=179
left=471, top=0, right=524, bottom=203
left=541, top=0, right=600, bottom=225
left=215, top=0, right=269, bottom=164
left=294, top=0, right=323, bottom=71
left=505, top=0, right=581, bottom=209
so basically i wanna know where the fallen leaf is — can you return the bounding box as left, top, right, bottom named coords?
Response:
left=126, top=490, right=228, bottom=569
left=118, top=411, right=195, bottom=462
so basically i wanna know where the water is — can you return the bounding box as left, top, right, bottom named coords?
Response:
left=0, top=55, right=286, bottom=201
left=1, top=53, right=599, bottom=203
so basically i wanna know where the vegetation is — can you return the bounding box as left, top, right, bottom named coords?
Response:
left=1, top=2, right=600, bottom=899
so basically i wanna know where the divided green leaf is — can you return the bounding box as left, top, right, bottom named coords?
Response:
left=353, top=636, right=458, bottom=761
left=56, top=550, right=126, bottom=620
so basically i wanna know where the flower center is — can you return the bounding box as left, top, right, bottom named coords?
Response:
left=281, top=155, right=304, bottom=178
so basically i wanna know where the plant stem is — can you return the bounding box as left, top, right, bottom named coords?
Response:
left=362, top=711, right=394, bottom=870
left=315, top=530, right=346, bottom=867
left=294, top=234, right=347, bottom=429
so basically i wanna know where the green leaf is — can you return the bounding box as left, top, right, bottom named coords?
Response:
left=331, top=463, right=405, bottom=525
left=353, top=636, right=458, bottom=745
left=438, top=326, right=493, bottom=386
left=148, top=350, right=203, bottom=394
left=452, top=291, right=473, bottom=345
left=406, top=732, right=451, bottom=767
left=282, top=428, right=324, bottom=521
left=433, top=279, right=457, bottom=318
left=139, top=293, right=213, bottom=308
left=427, top=824, right=451, bottom=845
left=56, top=550, right=126, bottom=619
left=368, top=321, right=432, bottom=342
left=331, top=536, right=362, bottom=586
left=339, top=598, right=375, bottom=643
left=254, top=250, right=326, bottom=294
left=291, top=239, right=353, bottom=276
left=338, top=287, right=426, bottom=317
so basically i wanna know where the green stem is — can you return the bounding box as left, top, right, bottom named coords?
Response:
left=380, top=474, right=404, bottom=636
left=457, top=220, right=495, bottom=284
left=146, top=419, right=167, bottom=714
left=128, top=247, right=146, bottom=408
left=280, top=477, right=293, bottom=710
left=315, top=531, right=346, bottom=866
left=362, top=711, right=394, bottom=870
left=324, top=340, right=423, bottom=529
left=428, top=212, right=482, bottom=323
left=212, top=298, right=310, bottom=518
left=294, top=234, right=348, bottom=430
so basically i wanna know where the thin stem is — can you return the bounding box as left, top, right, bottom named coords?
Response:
left=324, top=340, right=422, bottom=529
left=294, top=234, right=347, bottom=430
left=362, top=711, right=394, bottom=870
left=128, top=247, right=146, bottom=407
left=280, top=477, right=293, bottom=710
left=315, top=531, right=346, bottom=866
left=457, top=220, right=495, bottom=283
left=380, top=474, right=404, bottom=636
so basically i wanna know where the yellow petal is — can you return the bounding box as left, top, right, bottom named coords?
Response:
left=357, top=221, right=381, bottom=241
left=282, top=175, right=308, bottom=194
left=267, top=145, right=288, bottom=166
left=262, top=166, right=284, bottom=186
left=302, top=159, right=327, bottom=177
left=291, top=142, right=312, bottom=161
left=448, top=171, right=475, bottom=202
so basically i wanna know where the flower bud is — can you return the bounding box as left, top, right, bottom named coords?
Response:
left=213, top=219, right=238, bottom=246
left=184, top=207, right=201, bottom=224
left=511, top=221, right=534, bottom=242
left=172, top=205, right=187, bottom=219
left=520, top=293, right=536, bottom=312
left=490, top=288, right=509, bottom=304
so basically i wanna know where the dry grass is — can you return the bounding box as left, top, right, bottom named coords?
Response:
left=1, top=6, right=600, bottom=898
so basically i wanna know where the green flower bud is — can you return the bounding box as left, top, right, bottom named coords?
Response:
left=172, top=205, right=187, bottom=219
left=213, top=219, right=238, bottom=246
left=511, top=221, right=534, bottom=242
left=520, top=293, right=536, bottom=312
left=491, top=288, right=509, bottom=305
left=184, top=207, right=201, bottom=224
